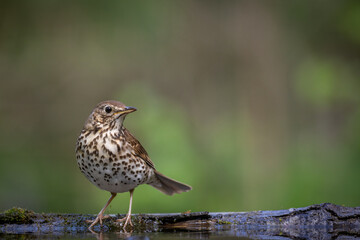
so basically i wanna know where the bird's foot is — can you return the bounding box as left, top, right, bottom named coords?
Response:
left=86, top=214, right=111, bottom=229
left=116, top=214, right=133, bottom=230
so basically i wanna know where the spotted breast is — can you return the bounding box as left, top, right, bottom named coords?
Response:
left=76, top=126, right=155, bottom=193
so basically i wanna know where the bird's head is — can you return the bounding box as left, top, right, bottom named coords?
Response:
left=84, top=100, right=136, bottom=131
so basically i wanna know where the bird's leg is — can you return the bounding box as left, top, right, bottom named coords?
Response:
left=87, top=192, right=117, bottom=230
left=116, top=189, right=134, bottom=229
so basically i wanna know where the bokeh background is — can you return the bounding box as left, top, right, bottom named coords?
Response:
left=0, top=1, right=359, bottom=214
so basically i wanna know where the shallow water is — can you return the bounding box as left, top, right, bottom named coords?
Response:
left=0, top=224, right=350, bottom=240
left=0, top=231, right=255, bottom=240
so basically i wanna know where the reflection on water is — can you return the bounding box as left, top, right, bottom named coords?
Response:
left=92, top=231, right=252, bottom=240
left=0, top=225, right=345, bottom=240
left=0, top=231, right=253, bottom=240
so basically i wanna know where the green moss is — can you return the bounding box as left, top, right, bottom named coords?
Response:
left=0, top=207, right=35, bottom=224
left=218, top=220, right=232, bottom=225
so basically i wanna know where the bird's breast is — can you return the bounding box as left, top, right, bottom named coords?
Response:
left=76, top=130, right=153, bottom=193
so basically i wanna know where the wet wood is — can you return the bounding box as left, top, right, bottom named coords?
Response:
left=1, top=203, right=359, bottom=239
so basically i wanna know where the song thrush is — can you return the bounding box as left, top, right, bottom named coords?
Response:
left=76, top=100, right=192, bottom=230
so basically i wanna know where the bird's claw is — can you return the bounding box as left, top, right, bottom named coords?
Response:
left=87, top=214, right=111, bottom=229
left=116, top=215, right=133, bottom=229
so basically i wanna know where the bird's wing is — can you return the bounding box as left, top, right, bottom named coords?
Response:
left=122, top=128, right=155, bottom=169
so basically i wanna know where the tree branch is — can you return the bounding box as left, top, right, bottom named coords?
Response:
left=1, top=203, right=359, bottom=239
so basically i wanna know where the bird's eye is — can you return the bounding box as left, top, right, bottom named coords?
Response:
left=104, top=106, right=112, bottom=113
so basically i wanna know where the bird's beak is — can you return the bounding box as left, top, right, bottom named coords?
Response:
left=116, top=106, right=137, bottom=115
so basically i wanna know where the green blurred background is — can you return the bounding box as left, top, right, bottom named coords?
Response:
left=0, top=1, right=359, bottom=215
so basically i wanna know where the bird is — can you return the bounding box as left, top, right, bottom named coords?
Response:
left=75, top=100, right=192, bottom=230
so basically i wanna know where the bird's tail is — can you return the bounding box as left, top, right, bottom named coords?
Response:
left=150, top=170, right=192, bottom=196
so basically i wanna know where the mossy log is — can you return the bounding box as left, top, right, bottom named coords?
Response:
left=0, top=203, right=359, bottom=239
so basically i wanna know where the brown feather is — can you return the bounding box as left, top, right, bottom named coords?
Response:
left=122, top=127, right=155, bottom=169
left=151, top=170, right=192, bottom=196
